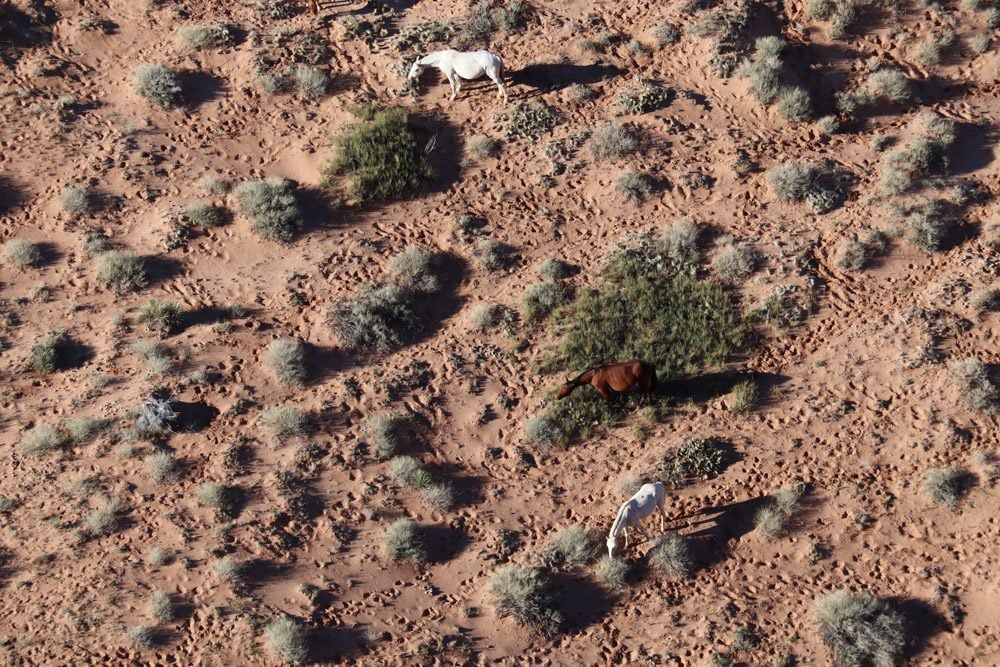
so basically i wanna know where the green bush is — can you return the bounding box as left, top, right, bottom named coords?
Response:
left=5, top=239, right=42, bottom=267
left=867, top=69, right=913, bottom=104
left=137, top=299, right=182, bottom=336
left=522, top=281, right=572, bottom=321
left=506, top=101, right=558, bottom=138
left=329, top=284, right=421, bottom=353
left=618, top=81, right=672, bottom=114
left=776, top=86, right=812, bottom=122
left=96, top=251, right=147, bottom=293
left=186, top=203, right=227, bottom=227
left=384, top=518, right=429, bottom=564
left=32, top=331, right=69, bottom=373
left=324, top=108, right=432, bottom=202
left=905, top=200, right=952, bottom=253
left=814, top=590, right=906, bottom=667
left=135, top=63, right=183, bottom=108
left=490, top=565, right=563, bottom=636
left=728, top=379, right=759, bottom=413
left=767, top=161, right=843, bottom=213
left=233, top=178, right=303, bottom=242
left=659, top=436, right=728, bottom=486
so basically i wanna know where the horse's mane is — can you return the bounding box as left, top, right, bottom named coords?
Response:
left=572, top=360, right=612, bottom=383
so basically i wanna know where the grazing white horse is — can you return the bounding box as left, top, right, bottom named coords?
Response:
left=607, top=482, right=667, bottom=558
left=407, top=49, right=508, bottom=103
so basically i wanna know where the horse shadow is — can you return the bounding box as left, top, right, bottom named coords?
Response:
left=679, top=495, right=770, bottom=570
left=0, top=176, right=26, bottom=215
left=511, top=62, right=624, bottom=96
left=661, top=371, right=790, bottom=408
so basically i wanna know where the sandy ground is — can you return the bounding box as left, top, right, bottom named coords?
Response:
left=1, top=0, right=999, bottom=664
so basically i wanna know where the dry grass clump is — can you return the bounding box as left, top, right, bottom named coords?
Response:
left=712, top=243, right=754, bottom=284
left=971, top=289, right=999, bottom=312
left=19, top=425, right=67, bottom=455
left=146, top=451, right=180, bottom=483
left=137, top=299, right=182, bottom=336
left=264, top=616, right=310, bottom=666
left=467, top=135, right=500, bottom=158
left=126, top=625, right=156, bottom=650
left=186, top=202, right=227, bottom=227
left=923, top=467, right=974, bottom=508
left=5, top=239, right=42, bottom=267
left=369, top=414, right=404, bottom=459
left=263, top=405, right=309, bottom=440
left=265, top=338, right=308, bottom=386
left=233, top=178, right=303, bottom=243
left=476, top=239, right=514, bottom=272
left=67, top=416, right=109, bottom=444
left=777, top=86, right=812, bottom=122
left=543, top=524, right=602, bottom=568
left=134, top=63, right=183, bottom=108
left=596, top=555, right=633, bottom=590
left=915, top=30, right=956, bottom=66
left=60, top=185, right=91, bottom=217
left=882, top=113, right=956, bottom=194
left=538, top=258, right=572, bottom=280
left=384, top=518, right=429, bottom=564
left=490, top=565, right=563, bottom=636
left=214, top=556, right=245, bottom=582
left=522, top=280, right=572, bottom=321
left=524, top=415, right=563, bottom=448
left=660, top=217, right=700, bottom=264
left=590, top=122, right=639, bottom=160
left=471, top=303, right=512, bottom=332
left=949, top=357, right=998, bottom=412
left=648, top=532, right=693, bottom=577
left=136, top=397, right=177, bottom=435
left=388, top=245, right=441, bottom=292
left=767, top=161, right=843, bottom=213
left=835, top=230, right=890, bottom=270
left=96, top=251, right=147, bottom=293
left=82, top=495, right=125, bottom=537
left=654, top=22, right=680, bottom=46
left=754, top=487, right=803, bottom=537
left=329, top=284, right=423, bottom=353
left=728, top=379, right=759, bottom=413
left=615, top=170, right=655, bottom=204
left=867, top=68, right=913, bottom=104
left=391, top=455, right=422, bottom=485
left=294, top=65, right=328, bottom=99
left=814, top=590, right=906, bottom=667
left=148, top=590, right=174, bottom=622
left=178, top=23, right=235, bottom=49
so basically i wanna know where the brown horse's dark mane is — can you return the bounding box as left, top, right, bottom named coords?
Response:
left=571, top=361, right=617, bottom=384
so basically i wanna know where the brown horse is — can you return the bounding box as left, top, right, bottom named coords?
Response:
left=556, top=360, right=656, bottom=403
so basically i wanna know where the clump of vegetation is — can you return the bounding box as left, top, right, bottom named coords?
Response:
left=777, top=86, right=812, bottom=122
left=881, top=113, right=957, bottom=194
left=490, top=565, right=563, bottom=636
left=506, top=101, right=558, bottom=138
left=767, top=161, right=845, bottom=213
left=615, top=171, right=655, bottom=204
left=476, top=239, right=514, bottom=272
left=146, top=451, right=180, bottom=483
left=618, top=80, right=672, bottom=114
left=185, top=203, right=227, bottom=227
left=648, top=532, right=693, bottom=578
left=954, top=346, right=994, bottom=405
left=661, top=218, right=701, bottom=264
left=388, top=246, right=442, bottom=292
left=214, top=556, right=245, bottom=583
left=390, top=455, right=454, bottom=509
left=126, top=625, right=155, bottom=650
left=736, top=37, right=812, bottom=122
left=540, top=524, right=602, bottom=569
left=524, top=415, right=563, bottom=448
left=835, top=230, right=890, bottom=270
left=178, top=23, right=236, bottom=50
left=294, top=65, right=328, bottom=99
left=67, top=416, right=108, bottom=444
left=265, top=338, right=309, bottom=386
left=659, top=436, right=729, bottom=486
left=471, top=303, right=513, bottom=333
left=904, top=200, right=953, bottom=253
left=83, top=495, right=126, bottom=536
left=60, top=185, right=91, bottom=217
left=19, top=425, right=67, bottom=455
left=915, top=30, right=956, bottom=66
left=32, top=331, right=69, bottom=373
left=596, top=555, right=632, bottom=590
left=148, top=590, right=174, bottom=622
left=324, top=108, right=433, bottom=202
left=712, top=243, right=754, bottom=284
left=5, top=239, right=42, bottom=268
left=233, top=178, right=303, bottom=243
left=467, top=135, right=500, bottom=158
left=96, top=251, right=147, bottom=293
left=590, top=122, right=639, bottom=160
left=263, top=405, right=308, bottom=440
left=729, top=379, right=759, bottom=413
left=971, top=289, right=999, bottom=312
left=867, top=68, right=914, bottom=104
left=754, top=487, right=804, bottom=537
left=264, top=615, right=309, bottom=666
left=538, top=258, right=572, bottom=280
left=136, top=397, right=177, bottom=436
left=137, top=299, right=182, bottom=336
left=134, top=63, right=183, bottom=109
left=197, top=482, right=237, bottom=520
left=654, top=23, right=680, bottom=46
left=384, top=518, right=429, bottom=564
left=814, top=590, right=907, bottom=667
left=923, top=467, right=974, bottom=508
left=329, top=284, right=421, bottom=353
left=369, top=414, right=405, bottom=459
left=522, top=280, right=572, bottom=321
left=566, top=83, right=598, bottom=103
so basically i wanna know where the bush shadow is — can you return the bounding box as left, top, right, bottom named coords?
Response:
left=549, top=572, right=616, bottom=633
left=892, top=597, right=947, bottom=656
left=424, top=523, right=471, bottom=564
left=297, top=185, right=343, bottom=236
left=0, top=176, right=25, bottom=214
left=182, top=71, right=227, bottom=110
left=144, top=255, right=186, bottom=287
left=181, top=305, right=259, bottom=332
left=310, top=624, right=369, bottom=663
left=172, top=400, right=219, bottom=432
left=411, top=111, right=462, bottom=199
left=948, top=122, right=995, bottom=176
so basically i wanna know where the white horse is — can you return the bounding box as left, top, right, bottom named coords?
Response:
left=607, top=482, right=667, bottom=558
left=407, top=49, right=508, bottom=103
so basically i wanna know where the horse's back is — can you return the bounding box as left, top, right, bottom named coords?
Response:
left=633, top=482, right=664, bottom=510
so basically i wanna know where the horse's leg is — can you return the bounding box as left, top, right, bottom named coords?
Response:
left=454, top=74, right=463, bottom=99
left=623, top=526, right=629, bottom=550
left=443, top=70, right=457, bottom=101
left=490, top=67, right=508, bottom=103
left=595, top=381, right=610, bottom=401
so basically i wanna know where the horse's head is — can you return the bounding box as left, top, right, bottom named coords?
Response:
left=406, top=58, right=425, bottom=82
left=555, top=376, right=576, bottom=399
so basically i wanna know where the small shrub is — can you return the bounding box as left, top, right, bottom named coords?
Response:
left=905, top=203, right=951, bottom=253
left=369, top=414, right=403, bottom=459
left=388, top=246, right=441, bottom=292
left=971, top=289, right=999, bottom=312
left=263, top=405, right=308, bottom=440
left=661, top=218, right=700, bottom=264
left=178, top=23, right=235, bottom=49
left=729, top=379, right=759, bottom=413
left=814, top=590, right=906, bottom=667
left=384, top=518, right=428, bottom=564
left=590, top=122, right=639, bottom=160
left=543, top=524, right=602, bottom=568
left=948, top=357, right=998, bottom=412
left=255, top=69, right=292, bottom=94
left=615, top=170, right=655, bottom=204
left=186, top=203, right=226, bottom=227
left=134, top=63, right=183, bottom=109
left=618, top=81, right=672, bottom=114
left=538, top=258, right=572, bottom=280
left=137, top=299, right=182, bottom=336
left=5, top=239, right=42, bottom=267
left=126, top=625, right=155, bottom=650
left=214, top=556, right=245, bottom=582
left=738, top=60, right=781, bottom=105
left=329, top=284, right=420, bottom=353
left=490, top=565, right=563, bottom=635
left=776, top=86, right=812, bottom=122
left=146, top=451, right=180, bottom=483
left=522, top=281, right=572, bottom=321
left=294, top=65, right=328, bottom=99
left=660, top=436, right=728, bottom=486
left=524, top=415, right=563, bottom=447
left=596, top=555, right=632, bottom=590
left=421, top=482, right=455, bottom=510
left=32, top=331, right=69, bottom=373
left=197, top=482, right=232, bottom=511
left=233, top=178, right=303, bottom=243
left=566, top=83, right=597, bottom=103
left=923, top=467, right=973, bottom=508
left=265, top=338, right=308, bottom=386
left=915, top=30, right=955, bottom=66
left=713, top=243, right=754, bottom=284
left=471, top=303, right=509, bottom=332
left=136, top=397, right=177, bottom=436
left=325, top=108, right=433, bottom=202
left=767, top=161, right=842, bottom=213
left=148, top=590, right=174, bottom=622
left=391, top=455, right=421, bottom=484
left=648, top=532, right=693, bottom=578
left=264, top=616, right=309, bottom=666
left=755, top=35, right=787, bottom=60
left=754, top=488, right=802, bottom=537
left=19, top=425, right=66, bottom=455
left=654, top=23, right=680, bottom=47
left=506, top=101, right=558, bottom=138
left=467, top=135, right=500, bottom=158
left=60, top=186, right=91, bottom=217
left=476, top=239, right=513, bottom=271
left=96, top=251, right=147, bottom=293
left=67, top=416, right=108, bottom=444
left=867, top=69, right=913, bottom=104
